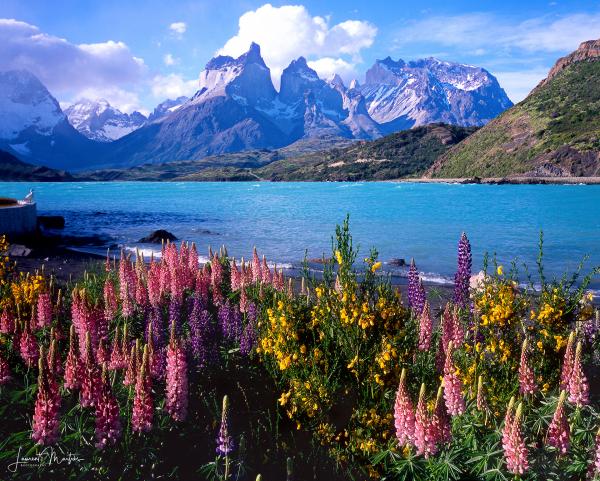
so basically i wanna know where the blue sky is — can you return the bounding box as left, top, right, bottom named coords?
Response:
left=1, top=0, right=599, bottom=113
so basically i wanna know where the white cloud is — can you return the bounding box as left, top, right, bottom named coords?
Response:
left=163, top=53, right=178, bottom=66
left=494, top=69, right=550, bottom=103
left=169, top=22, right=187, bottom=38
left=393, top=12, right=600, bottom=53
left=0, top=18, right=146, bottom=108
left=74, top=87, right=146, bottom=114
left=307, top=58, right=357, bottom=83
left=218, top=4, right=377, bottom=86
left=151, top=74, right=198, bottom=99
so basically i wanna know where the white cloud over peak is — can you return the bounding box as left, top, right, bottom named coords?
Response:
left=0, top=18, right=146, bottom=111
left=169, top=21, right=187, bottom=38
left=307, top=58, right=357, bottom=84
left=151, top=73, right=198, bottom=99
left=218, top=4, right=377, bottom=85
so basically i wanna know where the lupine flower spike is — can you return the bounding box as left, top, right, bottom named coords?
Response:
left=476, top=375, right=487, bottom=412
left=567, top=341, right=589, bottom=407
left=95, top=364, right=122, bottom=449
left=501, top=396, right=515, bottom=456
left=64, top=325, right=81, bottom=390
left=431, top=385, right=451, bottom=445
left=394, top=368, right=415, bottom=446
left=165, top=320, right=188, bottom=421
left=0, top=350, right=11, bottom=384
left=547, top=390, right=570, bottom=455
left=418, top=301, right=432, bottom=351
left=217, top=394, right=234, bottom=455
left=518, top=338, right=536, bottom=396
left=414, top=383, right=436, bottom=458
left=443, top=341, right=465, bottom=416
left=32, top=348, right=61, bottom=445
left=504, top=402, right=529, bottom=476
left=559, top=331, right=575, bottom=391
left=453, top=232, right=472, bottom=309
left=131, top=345, right=153, bottom=433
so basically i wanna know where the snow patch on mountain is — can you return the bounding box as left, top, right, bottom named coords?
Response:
left=65, top=99, right=147, bottom=142
left=0, top=70, right=65, bottom=140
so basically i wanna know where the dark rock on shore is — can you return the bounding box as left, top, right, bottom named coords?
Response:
left=139, top=229, right=178, bottom=243
left=38, top=215, right=65, bottom=229
left=388, top=258, right=406, bottom=267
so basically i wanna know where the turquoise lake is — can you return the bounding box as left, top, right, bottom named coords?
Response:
left=1, top=182, right=599, bottom=287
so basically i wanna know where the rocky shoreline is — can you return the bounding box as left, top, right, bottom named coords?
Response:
left=398, top=176, right=600, bottom=185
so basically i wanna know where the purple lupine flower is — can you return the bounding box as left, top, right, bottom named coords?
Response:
left=407, top=259, right=419, bottom=310
left=168, top=297, right=182, bottom=337
left=189, top=300, right=218, bottom=369
left=218, top=302, right=242, bottom=343
left=453, top=232, right=472, bottom=309
left=240, top=303, right=258, bottom=355
left=216, top=395, right=234, bottom=455
left=145, top=306, right=164, bottom=349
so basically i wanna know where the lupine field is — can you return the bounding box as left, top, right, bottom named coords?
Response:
left=1, top=219, right=600, bottom=480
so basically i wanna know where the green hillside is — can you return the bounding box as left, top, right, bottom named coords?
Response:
left=429, top=49, right=600, bottom=178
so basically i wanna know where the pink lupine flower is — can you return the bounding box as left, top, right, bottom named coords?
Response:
left=0, top=308, right=14, bottom=334
left=0, top=351, right=11, bottom=384
left=19, top=319, right=39, bottom=368
left=165, top=322, right=188, bottom=422
left=123, top=342, right=138, bottom=387
left=230, top=259, right=241, bottom=291
left=251, top=247, right=261, bottom=283
left=189, top=242, right=200, bottom=277
left=37, top=292, right=53, bottom=328
left=414, top=383, right=436, bottom=458
left=71, top=288, right=104, bottom=358
left=261, top=256, right=272, bottom=285
left=80, top=333, right=100, bottom=408
left=211, top=254, right=224, bottom=305
left=32, top=351, right=61, bottom=445
left=94, top=365, right=122, bottom=450
left=547, top=391, right=569, bottom=455
left=147, top=261, right=163, bottom=307
left=501, top=397, right=515, bottom=460
left=418, top=301, right=432, bottom=351
left=518, top=339, right=536, bottom=396
left=567, top=341, right=589, bottom=407
left=64, top=325, right=81, bottom=390
left=443, top=342, right=465, bottom=416
left=431, top=385, right=451, bottom=445
left=560, top=331, right=575, bottom=391
left=46, top=337, right=62, bottom=377
left=504, top=402, right=529, bottom=476
left=394, top=368, right=415, bottom=447
left=118, top=253, right=135, bottom=317
left=239, top=285, right=248, bottom=314
left=103, top=278, right=118, bottom=321
left=450, top=305, right=464, bottom=346
left=96, top=338, right=109, bottom=365
left=108, top=327, right=125, bottom=370
left=476, top=375, right=487, bottom=412
left=132, top=346, right=153, bottom=433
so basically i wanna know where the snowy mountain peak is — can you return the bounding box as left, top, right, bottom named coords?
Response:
left=328, top=74, right=345, bottom=89
left=361, top=55, right=513, bottom=130
left=349, top=79, right=360, bottom=90
left=0, top=69, right=65, bottom=140
left=196, top=43, right=276, bottom=105
left=65, top=98, right=147, bottom=142
left=147, top=96, right=189, bottom=122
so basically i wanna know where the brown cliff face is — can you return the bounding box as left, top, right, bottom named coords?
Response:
left=536, top=39, right=600, bottom=89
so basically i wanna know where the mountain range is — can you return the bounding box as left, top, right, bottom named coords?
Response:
left=428, top=39, right=600, bottom=178
left=0, top=43, right=512, bottom=171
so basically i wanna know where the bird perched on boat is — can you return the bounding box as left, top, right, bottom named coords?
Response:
left=23, top=189, right=34, bottom=204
